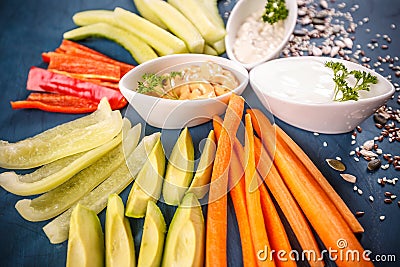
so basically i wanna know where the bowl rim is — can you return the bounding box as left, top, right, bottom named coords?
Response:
left=225, top=0, right=298, bottom=70
left=119, top=53, right=249, bottom=104
left=249, top=56, right=395, bottom=107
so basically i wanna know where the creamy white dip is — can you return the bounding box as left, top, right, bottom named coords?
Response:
left=233, top=11, right=286, bottom=64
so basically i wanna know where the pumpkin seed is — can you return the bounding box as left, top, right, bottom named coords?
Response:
left=326, top=159, right=346, bottom=171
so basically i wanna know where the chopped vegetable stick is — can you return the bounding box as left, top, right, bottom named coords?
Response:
left=48, top=69, right=120, bottom=90
left=275, top=126, right=364, bottom=233
left=11, top=93, right=98, bottom=114
left=27, top=67, right=127, bottom=110
left=248, top=108, right=364, bottom=234
left=258, top=182, right=296, bottom=267
left=213, top=116, right=258, bottom=267
left=57, top=40, right=135, bottom=76
left=244, top=114, right=275, bottom=267
left=274, top=140, right=373, bottom=266
left=46, top=52, right=121, bottom=82
left=254, top=137, right=324, bottom=267
left=206, top=94, right=244, bottom=267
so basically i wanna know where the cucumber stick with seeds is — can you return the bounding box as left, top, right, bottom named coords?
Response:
left=113, top=7, right=188, bottom=56
left=0, top=98, right=122, bottom=169
left=42, top=132, right=160, bottom=244
left=64, top=22, right=157, bottom=64
left=134, top=0, right=168, bottom=29
left=15, top=120, right=140, bottom=222
left=133, top=0, right=205, bottom=53
left=167, top=0, right=226, bottom=44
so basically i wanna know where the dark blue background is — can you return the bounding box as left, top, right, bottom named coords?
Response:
left=0, top=0, right=399, bottom=266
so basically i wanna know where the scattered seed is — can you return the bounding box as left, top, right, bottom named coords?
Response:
left=353, top=185, right=358, bottom=191
left=357, top=188, right=363, bottom=195
left=368, top=159, right=382, bottom=171
left=351, top=140, right=357, bottom=145
left=384, top=198, right=393, bottom=204
left=379, top=215, right=386, bottom=221
left=323, top=141, right=328, bottom=147
left=384, top=191, right=393, bottom=197
left=326, top=159, right=346, bottom=171
left=340, top=173, right=357, bottom=183
left=313, top=132, right=320, bottom=136
left=369, top=195, right=374, bottom=202
left=355, top=211, right=365, bottom=217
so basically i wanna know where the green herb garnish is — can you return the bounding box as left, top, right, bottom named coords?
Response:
left=262, top=0, right=289, bottom=25
left=136, top=72, right=182, bottom=99
left=325, top=61, right=378, bottom=102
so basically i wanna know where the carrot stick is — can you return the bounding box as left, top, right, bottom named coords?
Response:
left=248, top=109, right=372, bottom=266
left=248, top=108, right=364, bottom=234
left=254, top=137, right=324, bottom=267
left=274, top=140, right=373, bottom=266
left=258, top=181, right=296, bottom=267
left=205, top=94, right=244, bottom=267
left=275, top=126, right=364, bottom=233
left=213, top=116, right=258, bottom=267
left=244, top=114, right=275, bottom=267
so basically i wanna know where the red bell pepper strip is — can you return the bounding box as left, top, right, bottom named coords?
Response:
left=11, top=93, right=98, bottom=114
left=44, top=52, right=121, bottom=83
left=48, top=70, right=120, bottom=90
left=42, top=40, right=135, bottom=77
left=27, top=67, right=127, bottom=110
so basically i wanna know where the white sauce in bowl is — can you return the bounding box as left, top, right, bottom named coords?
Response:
left=251, top=58, right=387, bottom=105
left=233, top=11, right=286, bottom=64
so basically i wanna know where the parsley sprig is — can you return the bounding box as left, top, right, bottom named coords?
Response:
left=136, top=72, right=182, bottom=100
left=262, top=0, right=289, bottom=25
left=325, top=61, right=378, bottom=102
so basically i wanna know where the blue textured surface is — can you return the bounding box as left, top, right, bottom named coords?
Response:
left=0, top=0, right=399, bottom=266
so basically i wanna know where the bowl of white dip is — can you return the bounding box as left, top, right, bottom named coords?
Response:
left=225, top=0, right=297, bottom=70
left=249, top=56, right=395, bottom=134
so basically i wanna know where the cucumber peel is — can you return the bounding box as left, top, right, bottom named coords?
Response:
left=43, top=132, right=160, bottom=244
left=15, top=120, right=139, bottom=222
left=0, top=98, right=122, bottom=169
left=64, top=22, right=157, bottom=64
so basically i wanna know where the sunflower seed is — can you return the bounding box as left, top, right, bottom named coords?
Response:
left=341, top=173, right=357, bottom=183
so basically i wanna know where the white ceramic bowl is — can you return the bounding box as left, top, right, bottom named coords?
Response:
left=225, top=0, right=297, bottom=70
left=119, top=54, right=249, bottom=129
left=249, top=56, right=395, bottom=134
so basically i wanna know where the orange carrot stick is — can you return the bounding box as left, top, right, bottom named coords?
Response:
left=248, top=108, right=364, bottom=234
left=206, top=94, right=244, bottom=267
left=254, top=137, right=324, bottom=267
left=213, top=115, right=258, bottom=267
left=244, top=114, right=275, bottom=267
left=274, top=140, right=373, bottom=266
left=275, top=126, right=364, bottom=233
left=258, top=181, right=296, bottom=267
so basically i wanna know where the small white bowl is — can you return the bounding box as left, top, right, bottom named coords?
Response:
left=225, top=0, right=297, bottom=70
left=249, top=56, right=395, bottom=134
left=119, top=54, right=249, bottom=129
